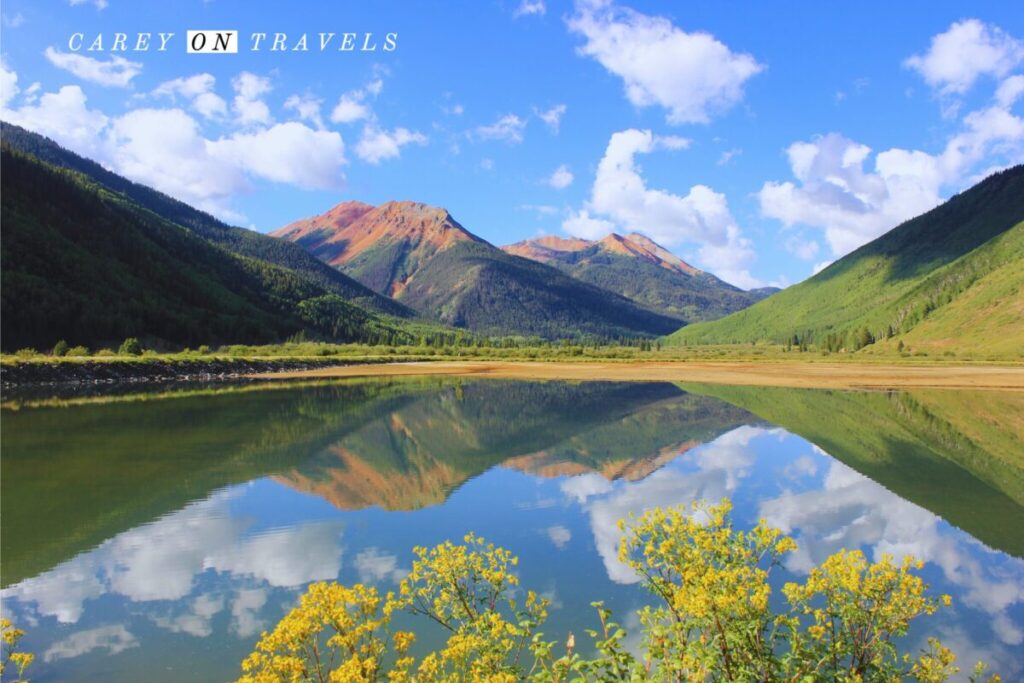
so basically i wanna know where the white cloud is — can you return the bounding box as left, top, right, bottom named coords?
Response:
left=231, top=71, right=272, bottom=125
left=568, top=0, right=763, bottom=124
left=1, top=59, right=19, bottom=107
left=535, top=103, right=566, bottom=133
left=904, top=19, right=1024, bottom=95
left=514, top=0, right=546, bottom=17
left=355, top=125, right=427, bottom=164
left=580, top=426, right=765, bottom=584
left=717, top=147, right=741, bottom=166
left=329, top=78, right=383, bottom=125
left=473, top=113, right=527, bottom=144
left=230, top=588, right=269, bottom=638
left=68, top=0, right=108, bottom=8
left=354, top=548, right=408, bottom=584
left=108, top=107, right=249, bottom=218
left=331, top=96, right=370, bottom=124
left=562, top=209, right=616, bottom=239
left=563, top=128, right=763, bottom=288
left=44, top=624, right=137, bottom=663
left=2, top=12, right=25, bottom=27
left=784, top=234, right=820, bottom=261
left=43, top=47, right=140, bottom=88
left=547, top=164, right=574, bottom=189
left=546, top=526, right=572, bottom=549
left=283, top=93, right=325, bottom=129
left=152, top=73, right=227, bottom=119
left=4, top=489, right=346, bottom=624
left=560, top=472, right=613, bottom=504
left=210, top=122, right=347, bottom=190
left=995, top=74, right=1024, bottom=108
left=1, top=84, right=109, bottom=159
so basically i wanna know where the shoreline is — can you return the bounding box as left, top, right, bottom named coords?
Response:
left=255, top=360, right=1024, bottom=391
left=0, top=357, right=370, bottom=388
left=3, top=357, right=1023, bottom=392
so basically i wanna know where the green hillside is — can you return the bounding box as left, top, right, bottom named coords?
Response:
left=668, top=166, right=1024, bottom=354
left=0, top=122, right=412, bottom=319
left=393, top=241, right=683, bottom=338
left=0, top=147, right=412, bottom=350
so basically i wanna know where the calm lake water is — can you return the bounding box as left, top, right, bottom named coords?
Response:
left=2, top=378, right=1022, bottom=682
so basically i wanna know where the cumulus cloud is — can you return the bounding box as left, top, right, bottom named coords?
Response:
left=579, top=426, right=765, bottom=584
left=43, top=47, right=140, bottom=87
left=329, top=77, right=383, bottom=125
left=355, top=125, right=427, bottom=164
left=231, top=71, right=272, bottom=125
left=210, top=122, right=347, bottom=191
left=108, top=107, right=250, bottom=218
left=473, top=113, right=527, bottom=144
left=44, top=624, right=137, bottom=663
left=4, top=489, right=345, bottom=624
left=68, top=0, right=108, bottom=9
left=152, top=73, right=228, bottom=119
left=547, top=164, right=574, bottom=189
left=1, top=59, right=20, bottom=107
left=535, top=103, right=566, bottom=132
left=563, top=128, right=763, bottom=288
left=1, top=84, right=110, bottom=159
left=354, top=548, right=408, bottom=584
left=546, top=526, right=572, bottom=549
left=568, top=0, right=763, bottom=124
left=514, top=0, right=546, bottom=17
left=331, top=95, right=371, bottom=124
left=904, top=19, right=1024, bottom=95
left=284, top=93, right=325, bottom=129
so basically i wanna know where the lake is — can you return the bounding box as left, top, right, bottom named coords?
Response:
left=2, top=378, right=1022, bottom=681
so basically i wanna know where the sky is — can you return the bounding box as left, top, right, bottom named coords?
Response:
left=1, top=1, right=1023, bottom=289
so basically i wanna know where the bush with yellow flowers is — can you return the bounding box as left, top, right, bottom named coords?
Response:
left=1, top=619, right=34, bottom=683
left=237, top=499, right=999, bottom=683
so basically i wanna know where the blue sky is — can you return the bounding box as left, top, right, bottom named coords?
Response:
left=2, top=1, right=1022, bottom=288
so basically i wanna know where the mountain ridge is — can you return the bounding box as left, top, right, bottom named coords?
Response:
left=503, top=232, right=776, bottom=323
left=274, top=200, right=684, bottom=339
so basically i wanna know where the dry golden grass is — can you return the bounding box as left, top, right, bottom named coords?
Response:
left=258, top=360, right=1024, bottom=391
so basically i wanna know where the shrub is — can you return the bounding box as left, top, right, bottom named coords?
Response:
left=51, top=340, right=70, bottom=357
left=237, top=499, right=996, bottom=683
left=66, top=345, right=90, bottom=357
left=197, top=345, right=211, bottom=355
left=94, top=349, right=116, bottom=357
left=118, top=337, right=143, bottom=356
left=13, top=348, right=38, bottom=359
left=1, top=618, right=34, bottom=682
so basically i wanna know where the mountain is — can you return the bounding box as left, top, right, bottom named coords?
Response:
left=503, top=233, right=776, bottom=322
left=0, top=123, right=412, bottom=319
left=274, top=201, right=682, bottom=338
left=0, top=142, right=415, bottom=350
left=668, top=166, right=1024, bottom=354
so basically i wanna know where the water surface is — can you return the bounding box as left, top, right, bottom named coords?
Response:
left=2, top=378, right=1022, bottom=681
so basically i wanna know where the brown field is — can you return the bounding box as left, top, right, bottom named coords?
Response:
left=257, top=360, right=1024, bottom=391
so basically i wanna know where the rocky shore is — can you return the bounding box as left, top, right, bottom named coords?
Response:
left=0, top=358, right=363, bottom=388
